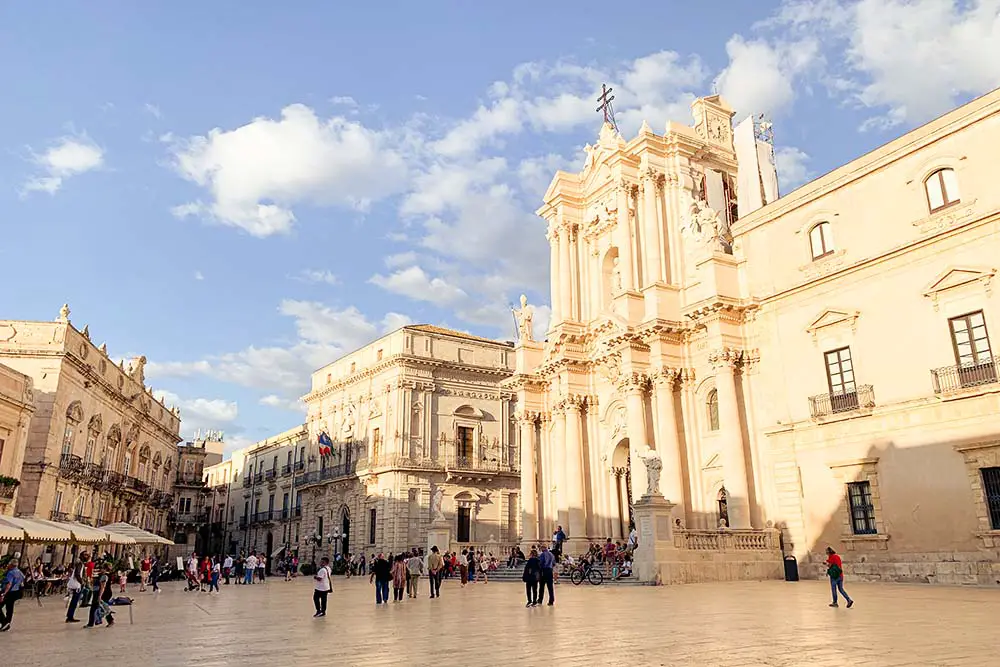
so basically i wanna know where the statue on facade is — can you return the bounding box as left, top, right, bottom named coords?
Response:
left=512, top=294, right=534, bottom=342
left=642, top=451, right=663, bottom=497
left=58, top=304, right=71, bottom=323
left=341, top=402, right=356, bottom=439
left=129, top=355, right=147, bottom=385
left=612, top=256, right=622, bottom=292
left=431, top=486, right=445, bottom=522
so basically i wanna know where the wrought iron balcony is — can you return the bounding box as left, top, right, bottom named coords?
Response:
left=265, top=469, right=276, bottom=481
left=295, top=460, right=305, bottom=471
left=238, top=516, right=248, bottom=529
left=175, top=472, right=206, bottom=486
left=74, top=514, right=93, bottom=526
left=252, top=510, right=275, bottom=524
left=931, top=357, right=1000, bottom=395
left=175, top=511, right=210, bottom=525
left=50, top=510, right=69, bottom=522
left=808, top=385, right=876, bottom=418
left=281, top=464, right=292, bottom=476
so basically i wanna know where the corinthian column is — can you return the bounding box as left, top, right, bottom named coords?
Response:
left=616, top=181, right=635, bottom=291
left=642, top=167, right=662, bottom=287
left=563, top=396, right=586, bottom=541
left=619, top=372, right=650, bottom=504
left=552, top=402, right=568, bottom=530
left=710, top=348, right=751, bottom=528
left=548, top=226, right=561, bottom=325
left=652, top=368, right=685, bottom=510
left=559, top=226, right=572, bottom=323
left=518, top=412, right=538, bottom=543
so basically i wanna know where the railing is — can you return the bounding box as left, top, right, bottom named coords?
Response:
left=281, top=464, right=292, bottom=476
left=238, top=516, right=248, bottom=529
left=158, top=493, right=175, bottom=509
left=265, top=469, right=276, bottom=481
left=74, top=514, right=93, bottom=526
left=175, top=511, right=209, bottom=524
left=295, top=461, right=305, bottom=472
left=50, top=510, right=69, bottom=522
left=252, top=510, right=275, bottom=523
left=175, top=472, right=206, bottom=486
left=294, top=507, right=301, bottom=517
left=808, top=384, right=875, bottom=418
left=673, top=528, right=780, bottom=552
left=281, top=508, right=290, bottom=520
left=448, top=540, right=518, bottom=556
left=58, top=454, right=85, bottom=478
left=253, top=471, right=264, bottom=484
left=0, top=479, right=19, bottom=500
left=931, top=356, right=1000, bottom=395
left=242, top=475, right=253, bottom=488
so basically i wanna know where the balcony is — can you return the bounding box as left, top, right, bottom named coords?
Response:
left=265, top=469, right=277, bottom=482
left=252, top=510, right=275, bottom=524
left=50, top=510, right=69, bottom=522
left=253, top=471, right=264, bottom=484
left=295, top=460, right=305, bottom=472
left=0, top=477, right=20, bottom=501
left=281, top=464, right=292, bottom=476
left=58, top=453, right=85, bottom=479
left=931, top=357, right=1000, bottom=395
left=175, top=511, right=209, bottom=525
left=238, top=516, right=248, bottom=530
left=175, top=472, right=206, bottom=487
left=808, top=385, right=876, bottom=419
left=281, top=508, right=290, bottom=520
left=74, top=514, right=93, bottom=526
left=294, top=506, right=301, bottom=518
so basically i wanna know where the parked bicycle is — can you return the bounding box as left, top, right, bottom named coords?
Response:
left=569, top=560, right=604, bottom=586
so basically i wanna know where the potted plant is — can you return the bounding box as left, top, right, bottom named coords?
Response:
left=0, top=475, right=20, bottom=500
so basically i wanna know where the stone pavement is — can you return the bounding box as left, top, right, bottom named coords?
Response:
left=1, top=576, right=998, bottom=666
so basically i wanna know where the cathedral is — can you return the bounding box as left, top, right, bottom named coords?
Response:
left=508, top=88, right=1000, bottom=585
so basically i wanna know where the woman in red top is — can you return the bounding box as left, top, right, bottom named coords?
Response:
left=825, top=547, right=854, bottom=608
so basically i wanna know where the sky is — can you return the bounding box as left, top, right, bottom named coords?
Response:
left=2, top=0, right=999, bottom=455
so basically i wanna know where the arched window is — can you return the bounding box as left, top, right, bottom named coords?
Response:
left=924, top=168, right=960, bottom=212
left=707, top=389, right=720, bottom=432
left=809, top=222, right=834, bottom=260
left=62, top=402, right=83, bottom=462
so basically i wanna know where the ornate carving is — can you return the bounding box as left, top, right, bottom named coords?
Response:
left=708, top=347, right=743, bottom=370
left=642, top=452, right=662, bottom=496
left=652, top=367, right=680, bottom=388
left=128, top=355, right=146, bottom=385
left=512, top=294, right=535, bottom=342
left=617, top=371, right=650, bottom=394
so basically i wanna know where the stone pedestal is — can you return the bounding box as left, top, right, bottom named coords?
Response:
left=426, top=520, right=451, bottom=555
left=633, top=493, right=676, bottom=583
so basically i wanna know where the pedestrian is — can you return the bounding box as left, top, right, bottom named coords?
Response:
left=406, top=551, right=424, bottom=598
left=210, top=557, right=221, bottom=593
left=825, top=547, right=854, bottom=608
left=0, top=559, right=26, bottom=632
left=467, top=549, right=476, bottom=583
left=85, top=564, right=114, bottom=628
left=257, top=553, right=266, bottom=582
left=457, top=549, right=469, bottom=586
left=427, top=546, right=444, bottom=599
left=552, top=525, right=567, bottom=561
left=223, top=554, right=233, bottom=584
left=313, top=557, right=332, bottom=618
left=539, top=545, right=555, bottom=606
left=150, top=556, right=160, bottom=593
left=65, top=557, right=84, bottom=623
left=477, top=550, right=489, bottom=584
left=522, top=547, right=541, bottom=607
left=139, top=555, right=150, bottom=592
left=244, top=553, right=256, bottom=585
left=235, top=554, right=244, bottom=584
left=370, top=553, right=391, bottom=604
left=390, top=554, right=406, bottom=602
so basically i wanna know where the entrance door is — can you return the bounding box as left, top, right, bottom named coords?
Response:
left=341, top=514, right=351, bottom=555
left=457, top=506, right=471, bottom=542
left=265, top=532, right=274, bottom=573
left=611, top=440, right=633, bottom=538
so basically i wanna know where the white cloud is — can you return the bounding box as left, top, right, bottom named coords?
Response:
left=194, top=270, right=205, bottom=281
left=370, top=265, right=468, bottom=306
left=259, top=394, right=304, bottom=412
left=144, top=103, right=162, bottom=119
left=293, top=269, right=339, bottom=285
left=22, top=135, right=104, bottom=195
left=774, top=146, right=813, bottom=191
left=517, top=153, right=576, bottom=200
left=168, top=104, right=408, bottom=236
left=715, top=36, right=819, bottom=118
left=330, top=96, right=358, bottom=107
left=153, top=389, right=238, bottom=436
left=384, top=251, right=418, bottom=268
left=381, top=312, right=413, bottom=333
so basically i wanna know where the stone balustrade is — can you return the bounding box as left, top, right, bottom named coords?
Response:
left=673, top=528, right=779, bottom=552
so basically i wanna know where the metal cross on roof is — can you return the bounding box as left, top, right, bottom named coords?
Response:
left=596, top=83, right=620, bottom=134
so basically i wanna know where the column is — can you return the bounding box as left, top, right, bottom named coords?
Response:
left=559, top=226, right=573, bottom=322
left=518, top=413, right=538, bottom=543
left=616, top=181, right=635, bottom=291
left=539, top=414, right=555, bottom=530
left=642, top=168, right=662, bottom=287
left=548, top=225, right=561, bottom=325
left=652, top=369, right=685, bottom=510
left=568, top=225, right=580, bottom=321
left=563, top=397, right=586, bottom=541
left=621, top=373, right=649, bottom=504
left=678, top=370, right=704, bottom=527
left=552, top=404, right=568, bottom=531
left=711, top=349, right=751, bottom=528
left=655, top=176, right=670, bottom=283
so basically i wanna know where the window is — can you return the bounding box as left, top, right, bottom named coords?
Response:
left=706, top=390, right=720, bottom=432
left=924, top=168, right=960, bottom=212
left=457, top=506, right=471, bottom=542
left=83, top=435, right=96, bottom=465
left=350, top=362, right=356, bottom=374
left=368, top=508, right=377, bottom=544
left=62, top=424, right=76, bottom=460
left=824, top=347, right=859, bottom=412
left=326, top=373, right=331, bottom=384
left=377, top=349, right=383, bottom=361
left=318, top=516, right=324, bottom=538
left=286, top=451, right=292, bottom=467
left=282, top=493, right=289, bottom=511
left=847, top=481, right=877, bottom=535
left=809, top=222, right=834, bottom=260
left=372, top=427, right=382, bottom=460
left=123, top=453, right=132, bottom=475
left=949, top=311, right=996, bottom=387
left=54, top=490, right=63, bottom=512
left=982, top=467, right=1000, bottom=530
left=98, top=500, right=105, bottom=524
left=457, top=427, right=475, bottom=459
left=268, top=494, right=275, bottom=513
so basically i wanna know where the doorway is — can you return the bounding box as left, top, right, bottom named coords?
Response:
left=341, top=512, right=351, bottom=555
left=265, top=532, right=274, bottom=573
left=457, top=506, right=471, bottom=542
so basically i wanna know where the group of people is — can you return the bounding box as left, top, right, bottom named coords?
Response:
left=182, top=551, right=301, bottom=592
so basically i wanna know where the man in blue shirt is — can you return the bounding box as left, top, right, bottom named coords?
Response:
left=0, top=560, right=26, bottom=631
left=538, top=546, right=556, bottom=606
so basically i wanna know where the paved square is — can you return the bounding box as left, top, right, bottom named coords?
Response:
left=1, top=577, right=998, bottom=666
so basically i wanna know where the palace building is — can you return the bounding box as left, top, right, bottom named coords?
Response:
left=299, top=325, right=519, bottom=558
left=0, top=305, right=182, bottom=535
left=510, top=88, right=1000, bottom=584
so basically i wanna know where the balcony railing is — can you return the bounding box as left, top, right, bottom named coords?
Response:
left=281, top=508, right=290, bottom=520
left=281, top=464, right=292, bottom=476
left=175, top=511, right=210, bottom=525
left=808, top=385, right=875, bottom=418
left=294, top=507, right=301, bottom=517
left=50, top=510, right=69, bottom=522
left=295, top=460, right=305, bottom=472
left=175, top=472, right=206, bottom=486
left=74, top=513, right=93, bottom=526
left=931, top=357, right=1000, bottom=395
left=252, top=510, right=275, bottom=524
left=265, top=469, right=276, bottom=481
left=253, top=472, right=264, bottom=484
left=238, top=516, right=248, bottom=529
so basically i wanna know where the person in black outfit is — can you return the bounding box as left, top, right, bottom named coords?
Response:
left=522, top=547, right=541, bottom=607
left=369, top=553, right=392, bottom=605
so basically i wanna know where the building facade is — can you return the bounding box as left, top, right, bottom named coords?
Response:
left=169, top=433, right=224, bottom=558
left=0, top=305, right=182, bottom=534
left=0, top=363, right=34, bottom=515
left=299, top=325, right=519, bottom=561
left=513, top=89, right=1000, bottom=584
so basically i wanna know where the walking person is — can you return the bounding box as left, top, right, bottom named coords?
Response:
left=210, top=558, right=221, bottom=593
left=825, top=547, right=854, bottom=608
left=0, top=560, right=26, bottom=632
left=538, top=545, right=555, bottom=606
left=313, top=557, right=332, bottom=618
left=85, top=564, right=114, bottom=628
left=390, top=554, right=406, bottom=602
left=552, top=525, right=567, bottom=562
left=150, top=556, right=160, bottom=594
left=522, top=547, right=541, bottom=607
left=427, top=546, right=444, bottom=599
left=405, top=551, right=424, bottom=598
left=467, top=549, right=476, bottom=584
left=370, top=553, right=391, bottom=605
left=139, top=555, right=150, bottom=592
left=244, top=553, right=256, bottom=585
left=223, top=554, right=233, bottom=585
left=65, top=558, right=84, bottom=623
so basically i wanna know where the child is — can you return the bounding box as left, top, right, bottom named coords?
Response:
left=118, top=569, right=127, bottom=593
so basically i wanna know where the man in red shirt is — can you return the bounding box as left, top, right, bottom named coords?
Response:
left=825, top=547, right=854, bottom=608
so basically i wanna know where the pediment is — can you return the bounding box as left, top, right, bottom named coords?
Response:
left=923, top=266, right=996, bottom=299
left=806, top=308, right=859, bottom=337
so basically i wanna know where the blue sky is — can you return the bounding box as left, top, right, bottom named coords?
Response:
left=3, top=0, right=998, bottom=453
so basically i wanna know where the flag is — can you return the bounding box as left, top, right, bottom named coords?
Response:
left=318, top=431, right=333, bottom=456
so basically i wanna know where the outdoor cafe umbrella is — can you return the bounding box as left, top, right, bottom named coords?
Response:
left=99, top=522, right=174, bottom=546
left=0, top=516, right=72, bottom=542
left=0, top=518, right=24, bottom=542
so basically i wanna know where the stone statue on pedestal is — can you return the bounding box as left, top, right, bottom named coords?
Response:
left=513, top=294, right=534, bottom=342
left=642, top=452, right=662, bottom=496
left=431, top=486, right=445, bottom=522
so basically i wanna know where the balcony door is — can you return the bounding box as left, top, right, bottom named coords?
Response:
left=457, top=427, right=475, bottom=464
left=824, top=347, right=859, bottom=413
left=949, top=311, right=996, bottom=387
left=456, top=506, right=471, bottom=542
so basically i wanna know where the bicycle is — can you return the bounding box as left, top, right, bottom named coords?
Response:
left=569, top=560, right=604, bottom=586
